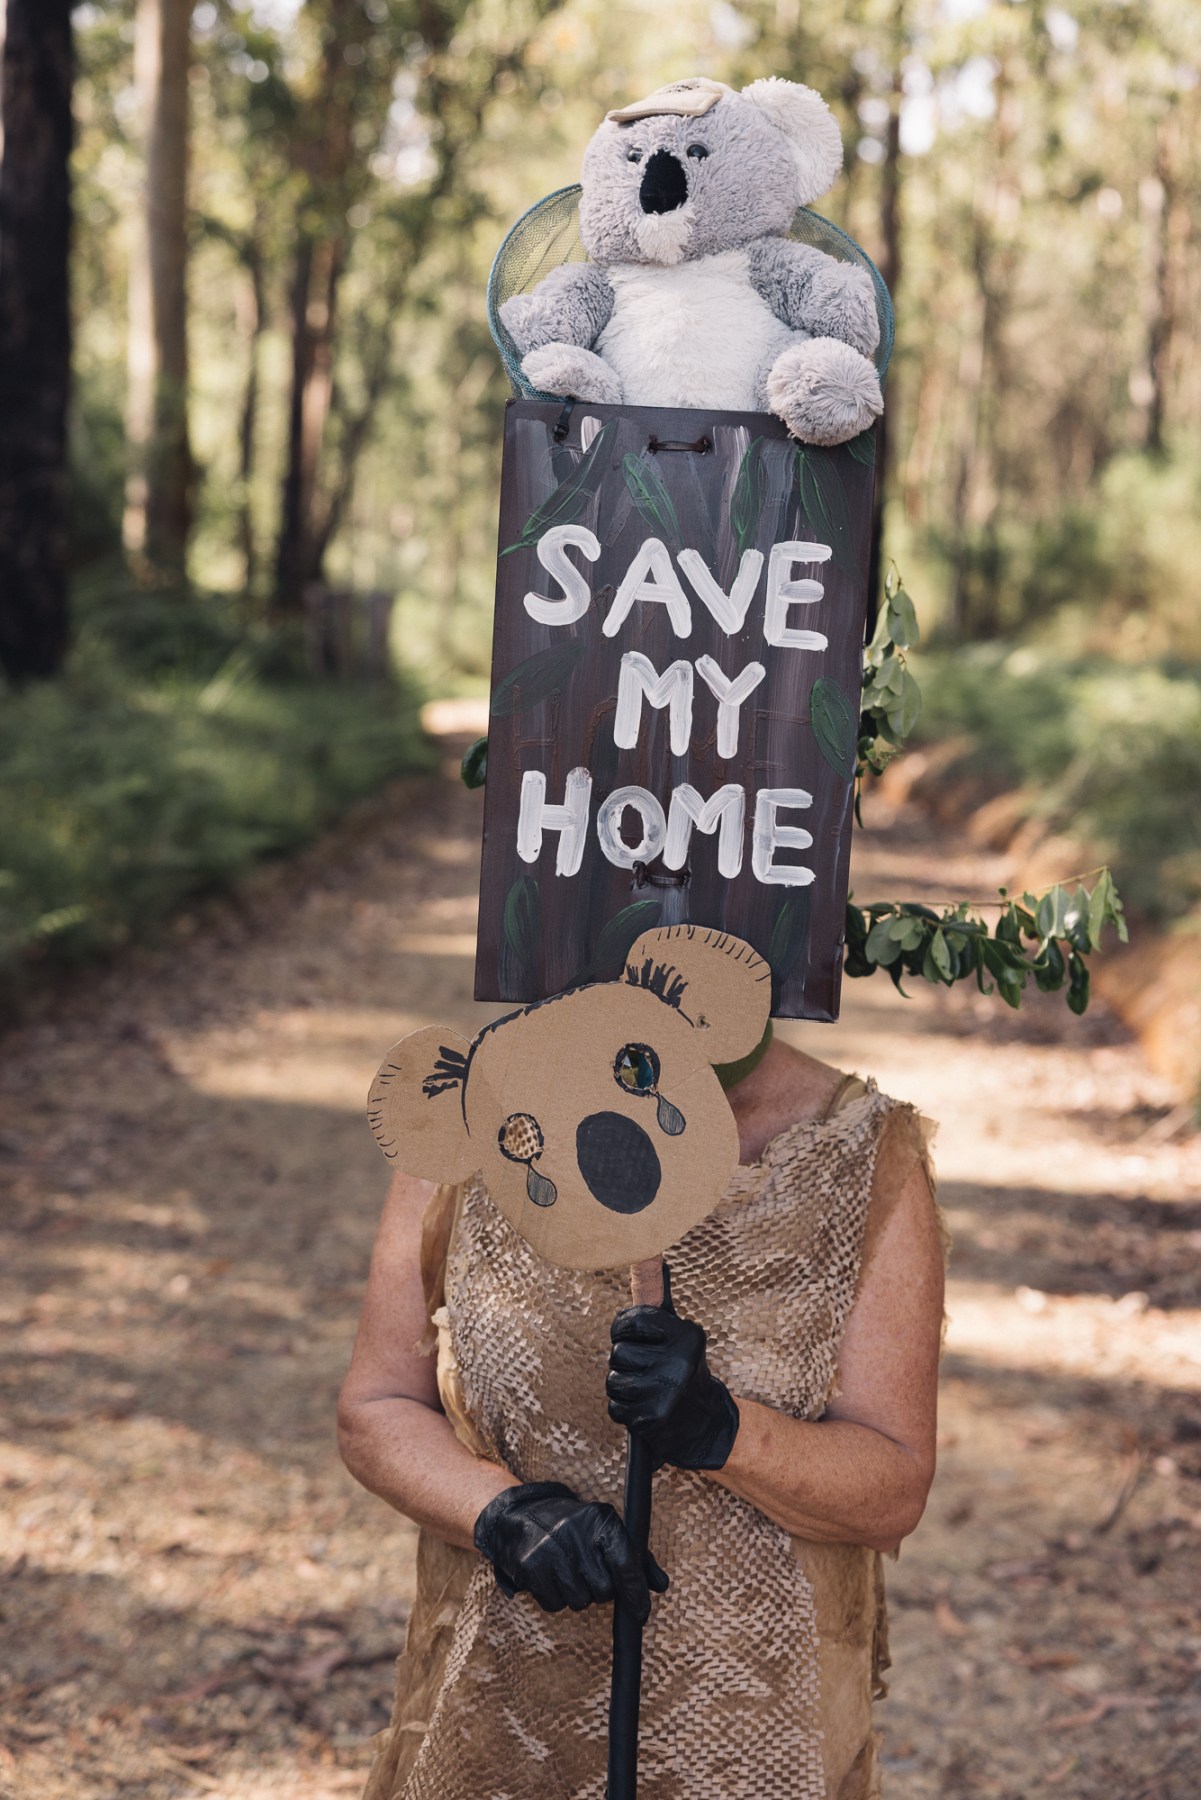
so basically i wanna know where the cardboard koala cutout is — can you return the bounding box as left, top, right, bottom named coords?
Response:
left=498, top=76, right=883, bottom=446
left=368, top=926, right=771, bottom=1270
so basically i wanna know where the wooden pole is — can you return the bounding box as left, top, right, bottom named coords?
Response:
left=606, top=1255, right=664, bottom=1800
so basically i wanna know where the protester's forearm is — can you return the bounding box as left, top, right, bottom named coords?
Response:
left=707, top=1394, right=933, bottom=1553
left=337, top=1393, right=518, bottom=1550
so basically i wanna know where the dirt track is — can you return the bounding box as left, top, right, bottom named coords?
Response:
left=2, top=715, right=1200, bottom=1800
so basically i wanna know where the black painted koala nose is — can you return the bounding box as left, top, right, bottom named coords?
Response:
left=639, top=149, right=688, bottom=215
left=576, top=1112, right=662, bottom=1214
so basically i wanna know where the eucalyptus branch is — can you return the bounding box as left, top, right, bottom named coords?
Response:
left=845, top=870, right=1128, bottom=1013
left=856, top=561, right=920, bottom=822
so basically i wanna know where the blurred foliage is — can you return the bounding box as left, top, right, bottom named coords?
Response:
left=858, top=561, right=922, bottom=801
left=62, top=0, right=1201, bottom=668
left=4, top=0, right=1198, bottom=988
left=0, top=578, right=431, bottom=996
left=917, top=647, right=1201, bottom=920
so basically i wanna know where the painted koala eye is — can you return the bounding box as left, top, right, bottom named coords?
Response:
left=498, top=1112, right=544, bottom=1163
left=498, top=1113, right=557, bottom=1208
left=626, top=147, right=643, bottom=163
left=614, top=1043, right=660, bottom=1096
left=614, top=1044, right=686, bottom=1138
left=686, top=143, right=709, bottom=160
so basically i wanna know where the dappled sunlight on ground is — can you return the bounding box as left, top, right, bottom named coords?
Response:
left=1, top=747, right=1198, bottom=1798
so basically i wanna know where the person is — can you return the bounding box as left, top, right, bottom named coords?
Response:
left=338, top=1028, right=944, bottom=1800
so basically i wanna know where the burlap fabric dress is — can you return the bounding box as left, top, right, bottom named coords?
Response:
left=362, top=1076, right=936, bottom=1800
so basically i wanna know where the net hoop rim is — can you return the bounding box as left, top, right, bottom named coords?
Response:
left=486, top=182, right=895, bottom=402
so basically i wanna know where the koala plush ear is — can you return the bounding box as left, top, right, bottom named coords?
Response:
left=367, top=1024, right=479, bottom=1184
left=741, top=77, right=844, bottom=207
left=626, top=926, right=773, bottom=1064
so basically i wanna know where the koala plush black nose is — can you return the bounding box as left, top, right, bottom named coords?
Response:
left=576, top=1112, right=662, bottom=1214
left=639, top=149, right=688, bottom=215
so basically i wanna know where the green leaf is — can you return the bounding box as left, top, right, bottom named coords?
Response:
left=846, top=427, right=877, bottom=467
left=498, top=876, right=541, bottom=996
left=730, top=438, right=766, bottom=557
left=894, top=669, right=923, bottom=737
left=796, top=448, right=856, bottom=573
left=1088, top=868, right=1128, bottom=947
left=489, top=638, right=586, bottom=718
left=895, top=916, right=925, bottom=951
left=843, top=901, right=873, bottom=979
left=574, top=899, right=662, bottom=985
left=1062, top=888, right=1091, bottom=952
left=1036, top=888, right=1060, bottom=940
left=810, top=676, right=857, bottom=781
left=621, top=452, right=682, bottom=547
left=767, top=891, right=812, bottom=990
left=929, top=928, right=953, bottom=980
left=460, top=736, right=487, bottom=789
left=1034, top=938, right=1066, bottom=992
left=886, top=585, right=920, bottom=649
left=501, top=418, right=618, bottom=554
left=866, top=917, right=902, bottom=965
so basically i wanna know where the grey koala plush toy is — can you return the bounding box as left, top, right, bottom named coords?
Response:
left=498, top=76, right=883, bottom=447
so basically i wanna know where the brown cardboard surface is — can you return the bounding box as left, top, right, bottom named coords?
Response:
left=367, top=927, right=770, bottom=1270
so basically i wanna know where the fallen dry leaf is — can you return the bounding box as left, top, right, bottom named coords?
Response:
left=935, top=1598, right=969, bottom=1637
left=1043, top=1693, right=1161, bottom=1731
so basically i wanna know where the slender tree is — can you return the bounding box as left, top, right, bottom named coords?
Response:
left=0, top=0, right=74, bottom=681
left=124, top=0, right=193, bottom=577
left=867, top=0, right=904, bottom=626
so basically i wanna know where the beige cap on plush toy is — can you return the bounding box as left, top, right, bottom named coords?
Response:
left=607, top=77, right=731, bottom=123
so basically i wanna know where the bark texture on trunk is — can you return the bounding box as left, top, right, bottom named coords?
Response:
left=1143, top=111, right=1181, bottom=458
left=276, top=230, right=346, bottom=609
left=0, top=0, right=74, bottom=681
left=867, top=3, right=904, bottom=633
left=236, top=234, right=265, bottom=592
left=124, top=0, right=192, bottom=576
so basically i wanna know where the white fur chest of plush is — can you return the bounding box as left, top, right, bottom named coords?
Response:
left=595, top=249, right=799, bottom=412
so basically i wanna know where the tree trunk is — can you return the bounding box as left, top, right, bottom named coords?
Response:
left=0, top=0, right=74, bottom=681
left=275, top=230, right=346, bottom=609
left=124, top=0, right=192, bottom=578
left=866, top=0, right=904, bottom=632
left=1143, top=110, right=1179, bottom=458
left=236, top=236, right=265, bottom=594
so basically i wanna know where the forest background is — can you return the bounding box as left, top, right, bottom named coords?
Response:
left=1, top=0, right=1199, bottom=1040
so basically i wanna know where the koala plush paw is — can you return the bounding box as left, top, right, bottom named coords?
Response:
left=521, top=344, right=623, bottom=406
left=766, top=338, right=883, bottom=447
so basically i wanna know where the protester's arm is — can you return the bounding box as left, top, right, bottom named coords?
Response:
left=709, top=1162, right=943, bottom=1552
left=339, top=1174, right=665, bottom=1617
left=337, top=1171, right=518, bottom=1551
left=609, top=1160, right=943, bottom=1554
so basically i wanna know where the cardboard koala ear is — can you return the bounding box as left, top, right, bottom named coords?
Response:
left=367, top=1024, right=483, bottom=1184
left=625, top=926, right=773, bottom=1065
left=741, top=77, right=844, bottom=206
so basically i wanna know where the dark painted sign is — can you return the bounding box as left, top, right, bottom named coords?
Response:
left=475, top=399, right=875, bottom=1020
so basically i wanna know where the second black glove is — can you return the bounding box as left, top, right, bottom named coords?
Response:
left=474, top=1481, right=669, bottom=1622
left=606, top=1266, right=740, bottom=1472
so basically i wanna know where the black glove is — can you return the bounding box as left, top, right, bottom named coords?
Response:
left=606, top=1265, right=740, bottom=1472
left=473, top=1481, right=669, bottom=1622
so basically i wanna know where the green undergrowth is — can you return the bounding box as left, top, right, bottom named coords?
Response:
left=0, top=579, right=432, bottom=997
left=913, top=645, right=1201, bottom=922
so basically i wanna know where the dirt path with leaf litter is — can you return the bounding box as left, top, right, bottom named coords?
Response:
left=2, top=704, right=1200, bottom=1800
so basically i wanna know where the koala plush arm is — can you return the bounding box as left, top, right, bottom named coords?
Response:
left=748, top=238, right=881, bottom=360
left=498, top=262, right=615, bottom=356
